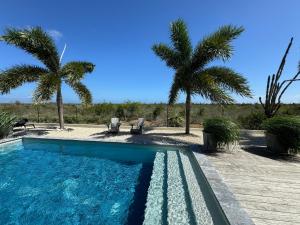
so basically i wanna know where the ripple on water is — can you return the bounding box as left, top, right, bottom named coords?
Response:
left=0, top=144, right=143, bottom=225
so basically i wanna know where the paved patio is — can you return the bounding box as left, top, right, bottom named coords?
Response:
left=12, top=125, right=300, bottom=225
left=205, top=130, right=300, bottom=225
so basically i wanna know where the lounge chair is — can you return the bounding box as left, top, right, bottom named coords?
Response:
left=130, top=118, right=144, bottom=134
left=107, top=118, right=121, bottom=134
left=13, top=118, right=35, bottom=130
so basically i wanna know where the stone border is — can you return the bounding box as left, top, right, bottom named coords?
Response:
left=0, top=137, right=22, bottom=145
left=190, top=145, right=255, bottom=225
left=20, top=135, right=185, bottom=147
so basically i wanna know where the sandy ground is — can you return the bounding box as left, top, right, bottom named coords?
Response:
left=14, top=125, right=203, bottom=145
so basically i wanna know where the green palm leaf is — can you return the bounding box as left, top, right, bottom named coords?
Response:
left=192, top=73, right=234, bottom=104
left=61, top=61, right=94, bottom=84
left=0, top=65, right=48, bottom=94
left=1, top=27, right=60, bottom=72
left=192, top=25, right=244, bottom=70
left=170, top=19, right=192, bottom=60
left=33, top=74, right=58, bottom=102
left=169, top=76, right=181, bottom=104
left=67, top=81, right=92, bottom=105
left=152, top=44, right=180, bottom=69
left=197, top=66, right=252, bottom=97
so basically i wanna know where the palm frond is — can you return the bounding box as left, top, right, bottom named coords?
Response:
left=198, top=66, right=252, bottom=97
left=192, top=25, right=244, bottom=70
left=152, top=44, right=180, bottom=69
left=168, top=76, right=181, bottom=104
left=170, top=19, right=192, bottom=60
left=0, top=65, right=48, bottom=94
left=192, top=73, right=234, bottom=104
left=67, top=81, right=92, bottom=105
left=33, top=74, right=58, bottom=102
left=1, top=27, right=60, bottom=72
left=61, top=61, right=94, bottom=84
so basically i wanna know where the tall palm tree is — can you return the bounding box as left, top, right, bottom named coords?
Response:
left=153, top=19, right=251, bottom=134
left=0, top=27, right=95, bottom=129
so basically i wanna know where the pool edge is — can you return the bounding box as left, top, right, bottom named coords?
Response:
left=0, top=137, right=22, bottom=145
left=190, top=145, right=255, bottom=225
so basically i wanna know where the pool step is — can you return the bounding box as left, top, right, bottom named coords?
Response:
left=143, top=150, right=213, bottom=225
left=167, top=150, right=190, bottom=225
left=179, top=150, right=213, bottom=225
left=143, top=152, right=165, bottom=225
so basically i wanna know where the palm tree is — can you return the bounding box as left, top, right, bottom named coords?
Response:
left=153, top=19, right=251, bottom=134
left=0, top=27, right=95, bottom=129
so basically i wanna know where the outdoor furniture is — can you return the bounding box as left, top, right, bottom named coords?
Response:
left=13, top=118, right=35, bottom=130
left=107, top=118, right=121, bottom=134
left=130, top=118, right=144, bottom=134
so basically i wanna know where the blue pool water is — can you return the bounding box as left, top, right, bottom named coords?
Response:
left=0, top=139, right=156, bottom=225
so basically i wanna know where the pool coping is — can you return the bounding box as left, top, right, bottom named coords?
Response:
left=190, top=145, right=255, bottom=225
left=1, top=136, right=255, bottom=225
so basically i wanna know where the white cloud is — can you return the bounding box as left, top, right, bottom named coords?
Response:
left=47, top=29, right=63, bottom=40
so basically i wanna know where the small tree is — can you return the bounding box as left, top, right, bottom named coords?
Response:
left=153, top=19, right=251, bottom=134
left=259, top=38, right=300, bottom=118
left=0, top=27, right=95, bottom=129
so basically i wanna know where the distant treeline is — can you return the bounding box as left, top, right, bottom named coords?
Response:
left=1, top=102, right=300, bottom=129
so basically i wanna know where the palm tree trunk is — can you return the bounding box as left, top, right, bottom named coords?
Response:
left=185, top=90, right=191, bottom=134
left=56, top=85, right=64, bottom=129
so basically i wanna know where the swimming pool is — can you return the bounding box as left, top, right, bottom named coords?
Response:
left=0, top=138, right=229, bottom=225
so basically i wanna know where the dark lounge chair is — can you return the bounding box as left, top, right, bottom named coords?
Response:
left=13, top=118, right=35, bottom=130
left=130, top=118, right=144, bottom=134
left=107, top=118, right=121, bottom=134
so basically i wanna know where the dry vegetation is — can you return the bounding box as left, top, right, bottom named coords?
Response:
left=1, top=102, right=300, bottom=129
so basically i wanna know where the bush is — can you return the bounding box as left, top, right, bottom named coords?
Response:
left=0, top=112, right=16, bottom=139
left=94, top=103, right=114, bottom=116
left=238, top=112, right=266, bottom=130
left=203, top=117, right=239, bottom=145
left=115, top=102, right=142, bottom=121
left=64, top=115, right=79, bottom=124
left=125, top=101, right=141, bottom=120
left=168, top=115, right=184, bottom=127
left=263, top=116, right=300, bottom=153
left=115, top=105, right=126, bottom=120
left=152, top=105, right=164, bottom=120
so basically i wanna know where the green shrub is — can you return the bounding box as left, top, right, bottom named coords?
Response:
left=238, top=112, right=266, bottom=130
left=168, top=115, right=184, bottom=127
left=152, top=105, right=164, bottom=120
left=263, top=116, right=300, bottom=153
left=115, top=105, right=126, bottom=120
left=203, top=118, right=239, bottom=145
left=64, top=115, right=79, bottom=124
left=125, top=101, right=141, bottom=119
left=94, top=103, right=115, bottom=116
left=115, top=101, right=142, bottom=121
left=0, top=112, right=16, bottom=139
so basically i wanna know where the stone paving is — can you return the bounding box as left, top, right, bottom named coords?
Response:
left=204, top=130, right=300, bottom=225
left=12, top=125, right=300, bottom=225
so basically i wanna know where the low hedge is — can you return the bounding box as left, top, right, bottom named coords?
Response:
left=203, top=117, right=239, bottom=146
left=263, top=116, right=300, bottom=153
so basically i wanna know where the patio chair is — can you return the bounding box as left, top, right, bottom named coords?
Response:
left=107, top=118, right=121, bottom=134
left=13, top=118, right=35, bottom=130
left=130, top=118, right=144, bottom=134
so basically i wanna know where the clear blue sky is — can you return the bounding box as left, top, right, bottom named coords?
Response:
left=1, top=0, right=300, bottom=104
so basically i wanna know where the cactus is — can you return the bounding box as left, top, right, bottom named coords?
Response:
left=259, top=38, right=300, bottom=118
